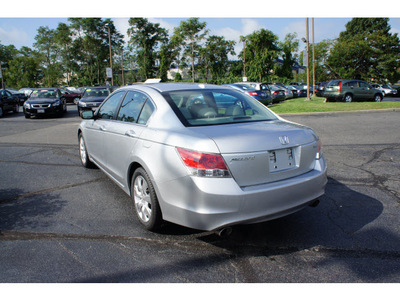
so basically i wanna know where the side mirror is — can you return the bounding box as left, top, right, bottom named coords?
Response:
left=81, top=110, right=95, bottom=119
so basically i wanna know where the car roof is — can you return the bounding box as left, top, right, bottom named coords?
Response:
left=119, top=83, right=227, bottom=93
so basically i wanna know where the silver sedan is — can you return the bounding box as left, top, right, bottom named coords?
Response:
left=78, top=83, right=327, bottom=232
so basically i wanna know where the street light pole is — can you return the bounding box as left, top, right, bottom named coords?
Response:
left=306, top=18, right=311, bottom=101
left=106, top=23, right=113, bottom=86
left=312, top=18, right=316, bottom=97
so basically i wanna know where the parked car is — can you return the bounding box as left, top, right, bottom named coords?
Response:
left=23, top=88, right=67, bottom=118
left=370, top=84, right=397, bottom=97
left=18, top=88, right=33, bottom=98
left=0, top=89, right=20, bottom=117
left=77, top=86, right=112, bottom=116
left=267, top=84, right=286, bottom=103
left=315, top=82, right=328, bottom=97
left=235, top=82, right=271, bottom=96
left=223, top=84, right=271, bottom=104
left=285, top=85, right=298, bottom=98
left=324, top=79, right=384, bottom=102
left=61, top=88, right=83, bottom=104
left=287, top=85, right=307, bottom=97
left=6, top=88, right=27, bottom=105
left=280, top=86, right=293, bottom=99
left=78, top=83, right=327, bottom=232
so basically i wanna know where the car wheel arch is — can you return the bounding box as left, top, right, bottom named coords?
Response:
left=344, top=93, right=353, bottom=102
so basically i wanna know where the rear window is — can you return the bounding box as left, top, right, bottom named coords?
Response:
left=327, top=80, right=342, bottom=87
left=163, top=89, right=277, bottom=127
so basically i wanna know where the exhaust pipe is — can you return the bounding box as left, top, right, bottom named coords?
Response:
left=309, top=199, right=320, bottom=207
left=216, top=227, right=232, bottom=237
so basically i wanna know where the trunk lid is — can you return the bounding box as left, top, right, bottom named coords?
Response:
left=190, top=120, right=319, bottom=187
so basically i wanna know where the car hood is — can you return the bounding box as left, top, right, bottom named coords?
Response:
left=189, top=120, right=316, bottom=154
left=80, top=96, right=107, bottom=103
left=27, top=98, right=60, bottom=104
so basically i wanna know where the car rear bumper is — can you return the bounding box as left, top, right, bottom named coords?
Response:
left=156, top=156, right=328, bottom=231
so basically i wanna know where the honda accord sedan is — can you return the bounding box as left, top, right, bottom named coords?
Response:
left=24, top=88, right=67, bottom=118
left=78, top=83, right=327, bottom=232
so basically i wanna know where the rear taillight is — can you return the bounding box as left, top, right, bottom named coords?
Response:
left=177, top=147, right=231, bottom=178
left=247, top=92, right=258, bottom=96
left=273, top=91, right=278, bottom=95
left=337, top=81, right=342, bottom=92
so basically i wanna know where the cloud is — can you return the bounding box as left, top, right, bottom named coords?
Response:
left=0, top=26, right=29, bottom=47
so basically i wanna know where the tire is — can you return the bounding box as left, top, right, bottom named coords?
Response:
left=131, top=167, right=162, bottom=231
left=78, top=133, right=95, bottom=168
left=73, top=98, right=80, bottom=105
left=344, top=94, right=353, bottom=103
left=374, top=94, right=382, bottom=102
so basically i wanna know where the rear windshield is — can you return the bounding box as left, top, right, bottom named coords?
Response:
left=327, top=80, right=342, bottom=87
left=162, top=89, right=278, bottom=127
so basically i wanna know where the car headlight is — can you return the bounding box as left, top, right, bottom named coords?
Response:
left=24, top=102, right=31, bottom=109
left=53, top=100, right=61, bottom=106
left=79, top=101, right=87, bottom=107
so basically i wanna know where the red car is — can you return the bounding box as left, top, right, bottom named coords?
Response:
left=61, top=89, right=82, bottom=104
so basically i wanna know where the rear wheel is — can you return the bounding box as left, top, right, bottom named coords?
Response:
left=131, top=167, right=162, bottom=231
left=374, top=94, right=382, bottom=102
left=344, top=94, right=353, bottom=103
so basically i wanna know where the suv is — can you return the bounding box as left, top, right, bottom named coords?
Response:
left=324, top=80, right=383, bottom=102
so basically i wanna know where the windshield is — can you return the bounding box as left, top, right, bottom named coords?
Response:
left=163, top=89, right=278, bottom=127
left=82, top=88, right=110, bottom=98
left=30, top=90, right=59, bottom=99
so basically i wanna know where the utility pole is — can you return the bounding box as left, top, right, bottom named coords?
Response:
left=312, top=18, right=316, bottom=97
left=243, top=38, right=246, bottom=80
left=306, top=18, right=311, bottom=101
left=121, top=47, right=125, bottom=86
left=105, top=23, right=113, bottom=86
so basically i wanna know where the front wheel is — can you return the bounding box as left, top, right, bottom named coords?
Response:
left=79, top=133, right=95, bottom=168
left=131, top=168, right=162, bottom=231
left=374, top=94, right=383, bottom=102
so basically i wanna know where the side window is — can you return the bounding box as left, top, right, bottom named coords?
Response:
left=97, top=91, right=125, bottom=120
left=359, top=82, right=370, bottom=88
left=138, top=100, right=155, bottom=125
left=117, top=91, right=147, bottom=123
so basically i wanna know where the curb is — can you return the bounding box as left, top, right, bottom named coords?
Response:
left=277, top=108, right=400, bottom=117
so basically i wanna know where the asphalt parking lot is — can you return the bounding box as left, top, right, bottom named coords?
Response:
left=0, top=104, right=399, bottom=283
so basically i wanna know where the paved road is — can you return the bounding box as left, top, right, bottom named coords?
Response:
left=0, top=105, right=399, bottom=283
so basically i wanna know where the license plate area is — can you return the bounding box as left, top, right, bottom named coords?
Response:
left=37, top=109, right=45, bottom=113
left=268, top=148, right=296, bottom=172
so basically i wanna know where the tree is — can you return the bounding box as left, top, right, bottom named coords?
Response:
left=239, top=29, right=280, bottom=82
left=54, top=23, right=73, bottom=85
left=276, top=33, right=299, bottom=79
left=68, top=18, right=124, bottom=86
left=33, top=26, right=61, bottom=87
left=199, top=35, right=235, bottom=83
left=173, top=18, right=209, bottom=82
left=127, top=18, right=167, bottom=81
left=5, top=47, right=42, bottom=88
left=327, top=18, right=400, bottom=83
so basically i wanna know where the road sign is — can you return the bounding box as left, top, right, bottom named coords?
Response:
left=106, top=68, right=112, bottom=78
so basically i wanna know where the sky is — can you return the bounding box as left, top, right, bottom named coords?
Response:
left=1, top=0, right=400, bottom=60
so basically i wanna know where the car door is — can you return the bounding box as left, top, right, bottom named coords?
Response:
left=103, top=90, right=156, bottom=186
left=359, top=81, right=375, bottom=101
left=83, top=91, right=126, bottom=169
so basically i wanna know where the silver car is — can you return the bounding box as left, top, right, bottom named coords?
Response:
left=78, top=83, right=327, bottom=232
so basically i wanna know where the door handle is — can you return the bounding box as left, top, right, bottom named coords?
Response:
left=125, top=130, right=136, bottom=137
left=99, top=125, right=106, bottom=131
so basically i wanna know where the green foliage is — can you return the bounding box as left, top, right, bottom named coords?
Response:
left=173, top=18, right=209, bottom=82
left=240, top=29, right=280, bottom=82
left=327, top=18, right=400, bottom=83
